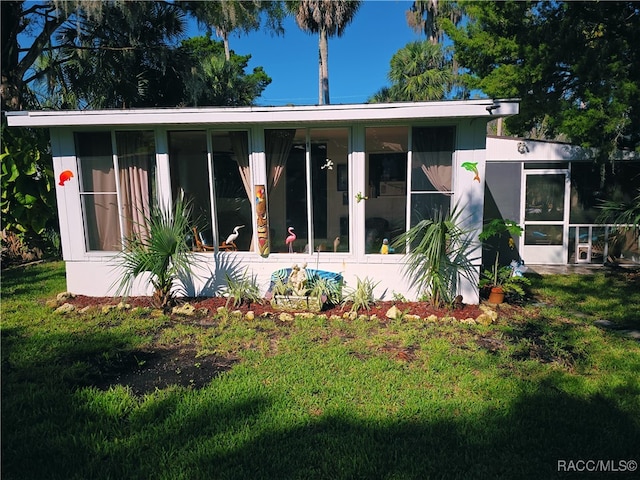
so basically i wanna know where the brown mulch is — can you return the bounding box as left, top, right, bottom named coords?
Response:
left=67, top=295, right=491, bottom=320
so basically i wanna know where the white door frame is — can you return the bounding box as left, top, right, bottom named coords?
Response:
left=520, top=167, right=570, bottom=265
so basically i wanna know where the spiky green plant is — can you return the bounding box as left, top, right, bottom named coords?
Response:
left=308, top=276, right=342, bottom=306
left=224, top=269, right=262, bottom=308
left=342, top=276, right=379, bottom=312
left=392, top=205, right=477, bottom=307
left=114, top=198, right=195, bottom=310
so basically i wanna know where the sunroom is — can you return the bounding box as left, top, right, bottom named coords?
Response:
left=6, top=100, right=519, bottom=303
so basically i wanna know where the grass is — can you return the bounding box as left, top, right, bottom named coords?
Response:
left=2, top=262, right=640, bottom=479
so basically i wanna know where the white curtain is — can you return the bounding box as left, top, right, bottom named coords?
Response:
left=412, top=127, right=453, bottom=193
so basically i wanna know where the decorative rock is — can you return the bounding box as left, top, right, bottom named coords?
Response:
left=279, top=312, right=294, bottom=322
left=479, top=305, right=498, bottom=322
left=117, top=302, right=131, bottom=310
left=172, top=303, right=196, bottom=316
left=426, top=314, right=438, bottom=323
left=357, top=314, right=369, bottom=322
left=405, top=314, right=421, bottom=322
left=330, top=315, right=342, bottom=321
left=245, top=311, right=255, bottom=321
left=56, top=291, right=75, bottom=302
left=460, top=317, right=476, bottom=325
left=231, top=310, right=243, bottom=318
left=386, top=305, right=401, bottom=319
left=46, top=299, right=59, bottom=309
left=101, top=305, right=117, bottom=314
left=196, top=308, right=208, bottom=316
left=55, top=303, right=76, bottom=314
left=216, top=306, right=227, bottom=314
left=475, top=314, right=493, bottom=326
left=79, top=305, right=94, bottom=314
left=343, top=311, right=357, bottom=320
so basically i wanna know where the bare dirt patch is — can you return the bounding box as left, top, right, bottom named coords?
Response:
left=88, top=346, right=237, bottom=396
left=66, top=295, right=512, bottom=395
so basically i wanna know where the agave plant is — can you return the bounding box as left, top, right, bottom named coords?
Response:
left=392, top=204, right=477, bottom=307
left=114, top=198, right=196, bottom=310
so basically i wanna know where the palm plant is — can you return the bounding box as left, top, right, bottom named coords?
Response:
left=114, top=198, right=195, bottom=310
left=392, top=205, right=477, bottom=307
left=597, top=188, right=640, bottom=228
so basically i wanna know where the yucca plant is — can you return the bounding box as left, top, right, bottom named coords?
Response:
left=224, top=269, right=262, bottom=308
left=392, top=204, right=477, bottom=307
left=342, top=276, right=379, bottom=312
left=114, top=198, right=196, bottom=311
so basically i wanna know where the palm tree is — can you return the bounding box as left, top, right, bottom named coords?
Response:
left=183, top=0, right=286, bottom=61
left=289, top=0, right=362, bottom=105
left=50, top=1, right=186, bottom=109
left=370, top=41, right=454, bottom=102
left=406, top=0, right=463, bottom=45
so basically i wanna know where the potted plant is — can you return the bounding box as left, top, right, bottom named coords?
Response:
left=478, top=218, right=524, bottom=304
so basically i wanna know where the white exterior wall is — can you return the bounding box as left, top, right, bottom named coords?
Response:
left=8, top=101, right=520, bottom=303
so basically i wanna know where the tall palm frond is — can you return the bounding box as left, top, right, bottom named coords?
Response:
left=114, top=198, right=196, bottom=310
left=392, top=204, right=478, bottom=306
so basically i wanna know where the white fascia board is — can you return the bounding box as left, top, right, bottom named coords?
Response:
left=487, top=136, right=595, bottom=162
left=5, top=99, right=519, bottom=128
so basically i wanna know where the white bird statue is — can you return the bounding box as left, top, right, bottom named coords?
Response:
left=224, top=225, right=244, bottom=248
left=333, top=236, right=341, bottom=252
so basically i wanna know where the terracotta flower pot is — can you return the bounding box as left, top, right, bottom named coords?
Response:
left=488, top=286, right=505, bottom=304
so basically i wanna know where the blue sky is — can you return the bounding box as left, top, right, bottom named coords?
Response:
left=203, top=0, right=423, bottom=106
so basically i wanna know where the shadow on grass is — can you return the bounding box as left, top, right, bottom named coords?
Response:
left=1, top=261, right=66, bottom=297
left=530, top=271, right=640, bottom=330
left=2, top=326, right=639, bottom=480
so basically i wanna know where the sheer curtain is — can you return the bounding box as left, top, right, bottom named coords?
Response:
left=76, top=132, right=121, bottom=251
left=412, top=127, right=453, bottom=193
left=229, top=131, right=251, bottom=199
left=117, top=132, right=154, bottom=243
left=266, top=129, right=295, bottom=190
left=229, top=131, right=254, bottom=250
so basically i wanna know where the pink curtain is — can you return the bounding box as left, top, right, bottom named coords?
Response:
left=229, top=131, right=254, bottom=251
left=117, top=132, right=154, bottom=243
left=266, top=129, right=295, bottom=190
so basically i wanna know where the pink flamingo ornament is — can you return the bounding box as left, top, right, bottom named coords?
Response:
left=285, top=226, right=296, bottom=253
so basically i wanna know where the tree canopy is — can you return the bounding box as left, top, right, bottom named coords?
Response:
left=445, top=0, right=640, bottom=157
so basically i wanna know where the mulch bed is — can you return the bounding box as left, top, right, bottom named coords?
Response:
left=66, top=295, right=490, bottom=320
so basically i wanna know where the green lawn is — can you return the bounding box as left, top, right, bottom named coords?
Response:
left=2, top=262, right=639, bottom=479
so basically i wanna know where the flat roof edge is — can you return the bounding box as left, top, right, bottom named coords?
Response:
left=5, top=99, right=519, bottom=128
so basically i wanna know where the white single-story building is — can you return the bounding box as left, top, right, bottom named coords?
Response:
left=485, top=136, right=640, bottom=268
left=6, top=100, right=638, bottom=302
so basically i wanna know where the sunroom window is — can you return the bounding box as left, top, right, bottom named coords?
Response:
left=168, top=130, right=253, bottom=251
left=266, top=128, right=350, bottom=254
left=365, top=126, right=408, bottom=253
left=409, top=126, right=454, bottom=227
left=75, top=131, right=156, bottom=251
